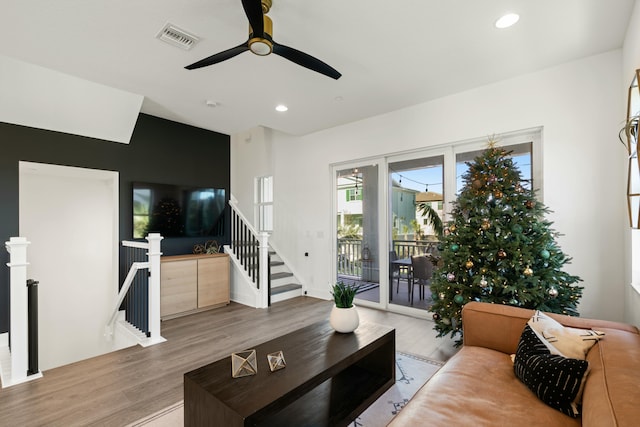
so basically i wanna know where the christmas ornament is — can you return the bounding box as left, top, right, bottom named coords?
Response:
left=523, top=266, right=533, bottom=276
left=454, top=294, right=464, bottom=304
left=509, top=298, right=518, bottom=305
left=465, top=260, right=474, bottom=269
left=442, top=318, right=451, bottom=325
left=481, top=218, right=491, bottom=230
left=525, top=200, right=536, bottom=209
left=439, top=292, right=446, bottom=300
left=493, top=189, right=503, bottom=199
left=480, top=267, right=488, bottom=274
left=497, top=249, right=507, bottom=259
left=511, top=224, right=523, bottom=234
left=515, top=183, right=523, bottom=193
left=447, top=273, right=456, bottom=282
left=540, top=249, right=550, bottom=259
left=487, top=175, right=497, bottom=184
left=472, top=179, right=483, bottom=189
left=449, top=224, right=457, bottom=232
left=432, top=313, right=441, bottom=321
left=548, top=287, right=559, bottom=298
left=450, top=243, right=460, bottom=252
left=444, top=228, right=450, bottom=236
left=479, top=276, right=488, bottom=288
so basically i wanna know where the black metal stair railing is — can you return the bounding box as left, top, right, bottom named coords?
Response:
left=231, top=208, right=261, bottom=289
left=122, top=245, right=150, bottom=337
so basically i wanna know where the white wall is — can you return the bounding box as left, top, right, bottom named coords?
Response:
left=232, top=49, right=628, bottom=323
left=622, top=0, right=640, bottom=326
left=0, top=54, right=142, bottom=144
left=19, top=162, right=130, bottom=370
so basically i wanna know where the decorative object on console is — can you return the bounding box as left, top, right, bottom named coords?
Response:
left=231, top=349, right=257, bottom=378
left=329, top=281, right=361, bottom=333
left=193, top=240, right=220, bottom=254
left=267, top=351, right=286, bottom=372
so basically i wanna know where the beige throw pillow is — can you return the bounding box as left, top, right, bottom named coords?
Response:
left=527, top=310, right=604, bottom=360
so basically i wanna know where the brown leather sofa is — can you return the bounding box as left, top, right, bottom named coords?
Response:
left=388, top=301, right=640, bottom=426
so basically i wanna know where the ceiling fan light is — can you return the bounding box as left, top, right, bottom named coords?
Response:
left=249, top=39, right=273, bottom=55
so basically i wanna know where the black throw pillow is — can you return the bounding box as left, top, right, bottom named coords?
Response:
left=513, top=325, right=590, bottom=418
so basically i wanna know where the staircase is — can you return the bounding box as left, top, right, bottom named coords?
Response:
left=228, top=197, right=304, bottom=307
left=269, top=250, right=303, bottom=303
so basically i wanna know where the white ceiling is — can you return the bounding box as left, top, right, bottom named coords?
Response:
left=0, top=0, right=635, bottom=136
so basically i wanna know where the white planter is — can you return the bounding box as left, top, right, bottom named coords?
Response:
left=329, top=304, right=360, bottom=333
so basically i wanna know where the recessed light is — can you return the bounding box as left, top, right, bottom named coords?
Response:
left=206, top=100, right=219, bottom=108
left=495, top=13, right=519, bottom=29
left=275, top=104, right=288, bottom=112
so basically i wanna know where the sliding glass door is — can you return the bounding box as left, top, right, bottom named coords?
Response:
left=335, top=164, right=381, bottom=306
left=388, top=155, right=444, bottom=311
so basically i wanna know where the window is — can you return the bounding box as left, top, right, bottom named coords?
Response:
left=133, top=188, right=151, bottom=238
left=456, top=142, right=533, bottom=194
left=346, top=188, right=363, bottom=201
left=256, top=176, right=273, bottom=232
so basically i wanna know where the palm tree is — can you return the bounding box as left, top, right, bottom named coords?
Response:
left=417, top=202, right=443, bottom=237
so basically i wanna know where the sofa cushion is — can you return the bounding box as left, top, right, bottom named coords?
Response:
left=388, top=346, right=580, bottom=427
left=528, top=310, right=604, bottom=359
left=514, top=324, right=589, bottom=417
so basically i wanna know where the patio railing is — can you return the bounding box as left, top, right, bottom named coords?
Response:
left=337, top=238, right=439, bottom=277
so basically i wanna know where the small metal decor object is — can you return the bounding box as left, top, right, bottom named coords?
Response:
left=231, top=350, right=257, bottom=378
left=267, top=351, right=286, bottom=372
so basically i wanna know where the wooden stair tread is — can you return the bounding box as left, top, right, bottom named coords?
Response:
left=271, top=283, right=303, bottom=295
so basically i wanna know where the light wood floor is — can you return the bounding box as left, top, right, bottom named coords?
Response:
left=0, top=297, right=458, bottom=426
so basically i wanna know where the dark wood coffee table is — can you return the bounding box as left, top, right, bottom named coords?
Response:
left=184, top=320, right=395, bottom=426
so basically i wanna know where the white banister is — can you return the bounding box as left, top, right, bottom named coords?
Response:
left=105, top=261, right=149, bottom=331
left=3, top=237, right=42, bottom=387
left=145, top=233, right=164, bottom=345
left=228, top=199, right=271, bottom=307
left=258, top=233, right=270, bottom=308
left=229, top=199, right=261, bottom=237
left=105, top=233, right=165, bottom=346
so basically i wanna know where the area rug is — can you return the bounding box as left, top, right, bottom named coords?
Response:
left=128, top=352, right=443, bottom=427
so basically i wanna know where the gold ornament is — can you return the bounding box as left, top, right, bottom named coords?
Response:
left=449, top=224, right=457, bottom=232
left=481, top=218, right=490, bottom=230
left=465, top=260, right=474, bottom=269
left=523, top=266, right=533, bottom=276
left=497, top=249, right=507, bottom=259
left=525, top=200, right=536, bottom=209
left=472, top=179, right=483, bottom=189
left=493, top=189, right=503, bottom=199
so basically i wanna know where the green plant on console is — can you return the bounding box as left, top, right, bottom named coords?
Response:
left=331, top=281, right=361, bottom=308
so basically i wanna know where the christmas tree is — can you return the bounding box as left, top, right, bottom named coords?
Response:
left=429, top=141, right=583, bottom=345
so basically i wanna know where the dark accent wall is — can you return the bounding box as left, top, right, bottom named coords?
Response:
left=0, top=113, right=230, bottom=333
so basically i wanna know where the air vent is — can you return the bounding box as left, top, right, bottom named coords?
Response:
left=156, top=23, right=199, bottom=50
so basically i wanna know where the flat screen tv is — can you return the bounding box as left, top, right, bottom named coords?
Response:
left=133, top=182, right=226, bottom=239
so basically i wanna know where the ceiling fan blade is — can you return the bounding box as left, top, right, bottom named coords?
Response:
left=272, top=43, right=341, bottom=80
left=242, top=0, right=264, bottom=37
left=185, top=42, right=250, bottom=70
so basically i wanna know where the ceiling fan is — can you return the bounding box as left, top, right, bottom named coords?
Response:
left=185, top=0, right=341, bottom=80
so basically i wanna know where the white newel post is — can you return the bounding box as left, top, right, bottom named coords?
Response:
left=146, top=233, right=166, bottom=345
left=4, top=237, right=38, bottom=385
left=258, top=232, right=270, bottom=308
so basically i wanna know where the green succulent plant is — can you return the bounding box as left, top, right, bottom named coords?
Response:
left=330, top=281, right=360, bottom=308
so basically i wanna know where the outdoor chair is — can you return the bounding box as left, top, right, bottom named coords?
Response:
left=410, top=255, right=433, bottom=305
